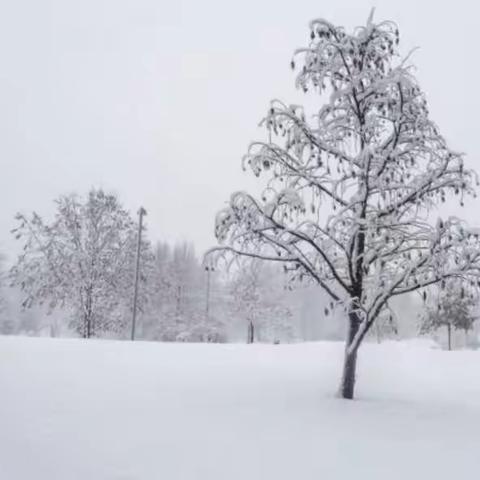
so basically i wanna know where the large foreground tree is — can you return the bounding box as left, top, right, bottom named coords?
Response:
left=11, top=189, right=153, bottom=338
left=208, top=11, right=480, bottom=398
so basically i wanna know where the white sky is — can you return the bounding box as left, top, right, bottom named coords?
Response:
left=1, top=0, right=479, bottom=261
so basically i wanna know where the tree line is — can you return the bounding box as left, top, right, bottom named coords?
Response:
left=0, top=189, right=300, bottom=343
left=0, top=187, right=475, bottom=352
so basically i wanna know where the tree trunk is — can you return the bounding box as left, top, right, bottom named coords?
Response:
left=83, top=289, right=93, bottom=339
left=247, top=321, right=254, bottom=344
left=447, top=323, right=452, bottom=351
left=84, top=313, right=92, bottom=339
left=338, top=312, right=361, bottom=400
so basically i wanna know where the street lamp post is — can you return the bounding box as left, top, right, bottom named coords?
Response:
left=205, top=265, right=214, bottom=322
left=131, top=207, right=147, bottom=341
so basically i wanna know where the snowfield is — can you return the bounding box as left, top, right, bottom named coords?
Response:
left=1, top=336, right=480, bottom=479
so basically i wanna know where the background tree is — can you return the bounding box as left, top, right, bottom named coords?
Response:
left=230, top=260, right=262, bottom=343
left=144, top=241, right=226, bottom=342
left=209, top=11, right=480, bottom=398
left=0, top=252, right=14, bottom=335
left=370, top=309, right=398, bottom=343
left=420, top=283, right=478, bottom=350
left=229, top=259, right=295, bottom=343
left=10, top=189, right=153, bottom=338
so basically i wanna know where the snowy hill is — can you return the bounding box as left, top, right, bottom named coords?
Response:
left=1, top=336, right=480, bottom=479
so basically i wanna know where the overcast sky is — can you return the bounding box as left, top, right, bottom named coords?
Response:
left=1, top=0, right=478, bottom=261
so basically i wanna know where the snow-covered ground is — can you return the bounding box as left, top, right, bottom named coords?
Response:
left=1, top=336, right=480, bottom=479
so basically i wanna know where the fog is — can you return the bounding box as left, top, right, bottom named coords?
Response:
left=1, top=0, right=479, bottom=261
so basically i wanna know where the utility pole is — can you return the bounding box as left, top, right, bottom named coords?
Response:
left=205, top=265, right=214, bottom=321
left=131, top=207, right=147, bottom=341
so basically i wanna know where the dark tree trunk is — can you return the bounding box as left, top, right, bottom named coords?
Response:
left=339, top=312, right=361, bottom=400
left=340, top=349, right=358, bottom=400
left=82, top=289, right=93, bottom=339
left=84, top=313, right=92, bottom=339
left=247, top=321, right=254, bottom=344
left=447, top=323, right=452, bottom=351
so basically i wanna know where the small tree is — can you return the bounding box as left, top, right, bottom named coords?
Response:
left=230, top=260, right=262, bottom=343
left=421, top=283, right=478, bottom=350
left=10, top=189, right=153, bottom=338
left=209, top=11, right=480, bottom=398
left=229, top=260, right=295, bottom=343
left=144, top=241, right=226, bottom=342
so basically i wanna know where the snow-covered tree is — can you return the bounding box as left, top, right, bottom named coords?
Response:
left=170, top=242, right=202, bottom=321
left=10, top=189, right=153, bottom=338
left=208, top=11, right=480, bottom=398
left=230, top=260, right=262, bottom=343
left=229, top=260, right=295, bottom=343
left=420, top=282, right=478, bottom=350
left=369, top=308, right=398, bottom=343
left=144, top=241, right=226, bottom=342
